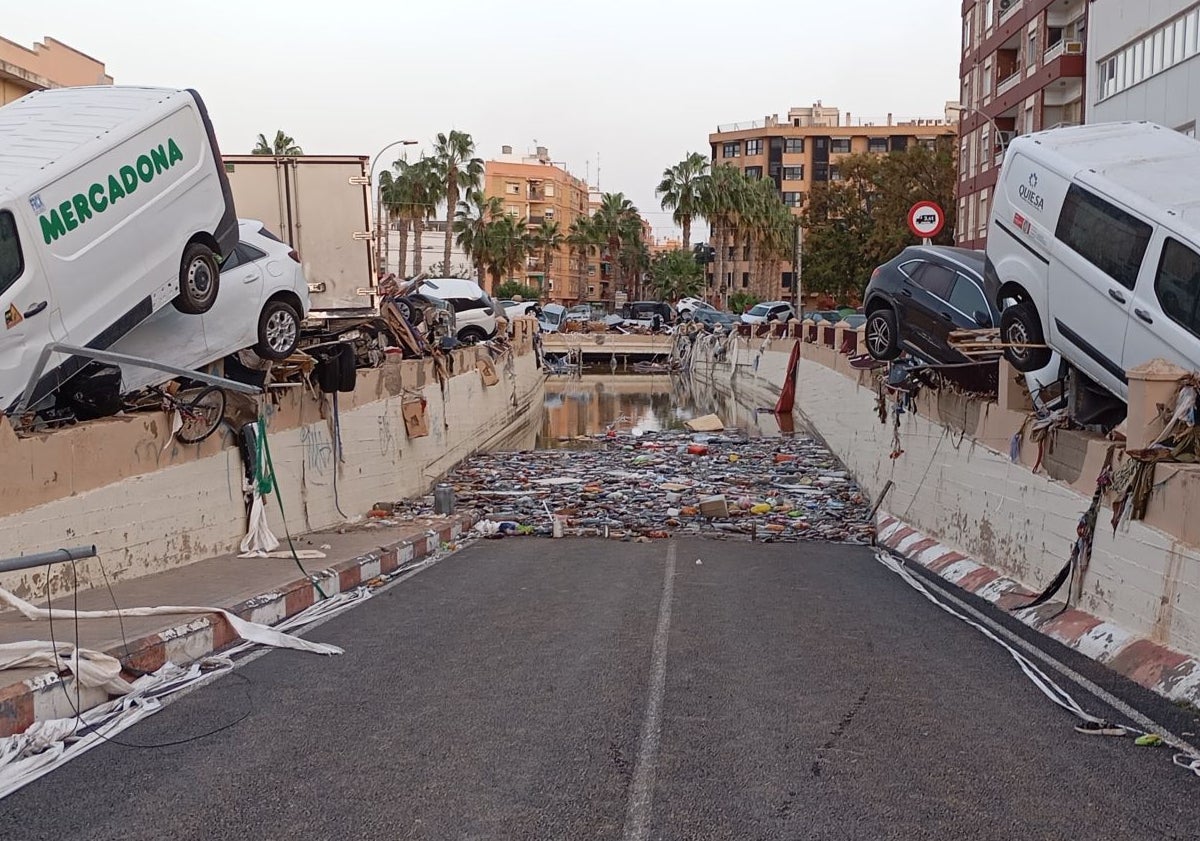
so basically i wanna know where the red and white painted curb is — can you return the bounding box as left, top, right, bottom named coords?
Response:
left=877, top=513, right=1200, bottom=709
left=0, top=518, right=471, bottom=738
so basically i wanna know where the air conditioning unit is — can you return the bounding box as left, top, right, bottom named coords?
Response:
left=998, top=0, right=1015, bottom=11
left=996, top=130, right=1016, bottom=149
left=1064, top=40, right=1083, bottom=55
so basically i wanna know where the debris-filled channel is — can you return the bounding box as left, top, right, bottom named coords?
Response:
left=379, top=372, right=875, bottom=544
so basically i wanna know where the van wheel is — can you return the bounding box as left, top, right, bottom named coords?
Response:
left=865, top=308, right=901, bottom=360
left=1000, top=301, right=1052, bottom=372
left=174, top=243, right=220, bottom=314
left=256, top=299, right=301, bottom=360
left=458, top=326, right=488, bottom=344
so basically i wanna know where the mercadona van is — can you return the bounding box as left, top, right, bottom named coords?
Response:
left=0, top=85, right=237, bottom=411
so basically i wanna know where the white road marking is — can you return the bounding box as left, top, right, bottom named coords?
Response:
left=622, top=541, right=677, bottom=841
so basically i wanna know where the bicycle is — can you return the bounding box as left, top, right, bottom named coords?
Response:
left=135, top=383, right=227, bottom=444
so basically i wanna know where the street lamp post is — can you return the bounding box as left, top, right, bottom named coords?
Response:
left=370, top=139, right=418, bottom=278
left=949, top=102, right=1007, bottom=157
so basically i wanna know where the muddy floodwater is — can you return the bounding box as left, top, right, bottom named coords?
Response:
left=536, top=372, right=797, bottom=448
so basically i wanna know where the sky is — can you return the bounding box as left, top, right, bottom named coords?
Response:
left=6, top=0, right=961, bottom=239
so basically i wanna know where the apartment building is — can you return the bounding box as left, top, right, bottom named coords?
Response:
left=484, top=146, right=589, bottom=304
left=0, top=35, right=111, bottom=105
left=1088, top=0, right=1200, bottom=132
left=708, top=104, right=957, bottom=302
left=956, top=0, right=1088, bottom=250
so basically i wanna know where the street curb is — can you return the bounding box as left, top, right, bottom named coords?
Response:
left=877, top=512, right=1200, bottom=709
left=0, top=516, right=473, bottom=738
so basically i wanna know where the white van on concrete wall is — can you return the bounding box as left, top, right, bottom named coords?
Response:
left=985, top=121, right=1200, bottom=401
left=0, top=85, right=238, bottom=411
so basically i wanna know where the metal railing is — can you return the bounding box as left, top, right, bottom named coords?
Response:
left=0, top=545, right=97, bottom=575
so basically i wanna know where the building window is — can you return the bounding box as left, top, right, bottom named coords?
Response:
left=744, top=165, right=763, bottom=180
left=957, top=196, right=968, bottom=241
left=588, top=266, right=596, bottom=277
left=868, top=138, right=888, bottom=153
left=507, top=205, right=520, bottom=217
left=782, top=166, right=804, bottom=180
left=830, top=138, right=851, bottom=154
left=745, top=139, right=763, bottom=155
left=545, top=208, right=555, bottom=218
left=782, top=191, right=805, bottom=206
left=743, top=244, right=751, bottom=260
left=723, top=141, right=740, bottom=158
left=813, top=162, right=829, bottom=181
left=976, top=189, right=989, bottom=238
left=727, top=246, right=736, bottom=259
left=1028, top=31, right=1037, bottom=68
left=1056, top=184, right=1152, bottom=290
left=829, top=166, right=843, bottom=181
left=544, top=183, right=555, bottom=197
left=784, top=138, right=805, bottom=153
left=505, top=182, right=520, bottom=195
left=1098, top=6, right=1200, bottom=101
left=742, top=272, right=750, bottom=288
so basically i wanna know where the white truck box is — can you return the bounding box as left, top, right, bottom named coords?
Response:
left=221, top=155, right=374, bottom=317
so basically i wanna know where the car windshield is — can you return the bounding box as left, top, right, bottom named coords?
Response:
left=747, top=304, right=770, bottom=316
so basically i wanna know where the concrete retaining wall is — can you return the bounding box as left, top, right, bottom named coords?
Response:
left=0, top=327, right=544, bottom=601
left=689, top=336, right=1200, bottom=663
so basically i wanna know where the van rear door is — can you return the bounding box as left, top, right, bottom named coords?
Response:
left=0, top=210, right=62, bottom=408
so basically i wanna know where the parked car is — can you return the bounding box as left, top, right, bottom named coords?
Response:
left=621, top=301, right=675, bottom=327
left=864, top=246, right=997, bottom=364
left=740, top=301, right=796, bottom=325
left=985, top=121, right=1200, bottom=402
left=0, top=85, right=238, bottom=410
left=505, top=301, right=544, bottom=319
left=111, top=219, right=311, bottom=392
left=565, top=304, right=594, bottom=323
left=675, top=297, right=715, bottom=319
left=841, top=314, right=867, bottom=330
left=416, top=277, right=504, bottom=343
left=692, top=309, right=737, bottom=332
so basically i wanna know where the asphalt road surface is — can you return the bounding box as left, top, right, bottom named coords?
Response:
left=4, top=538, right=1198, bottom=840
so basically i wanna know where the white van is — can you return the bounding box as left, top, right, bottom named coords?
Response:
left=0, top=86, right=237, bottom=410
left=985, top=122, right=1200, bottom=401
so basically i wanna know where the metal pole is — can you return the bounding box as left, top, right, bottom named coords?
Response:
left=369, top=139, right=419, bottom=279
left=0, top=545, right=97, bottom=575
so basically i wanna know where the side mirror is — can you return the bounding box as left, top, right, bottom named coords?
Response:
left=974, top=310, right=992, bottom=328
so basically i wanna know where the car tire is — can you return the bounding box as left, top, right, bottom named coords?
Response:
left=458, top=325, right=488, bottom=344
left=256, top=299, right=301, bottom=360
left=999, top=301, right=1052, bottom=372
left=174, top=242, right=220, bottom=314
left=865, top=308, right=901, bottom=361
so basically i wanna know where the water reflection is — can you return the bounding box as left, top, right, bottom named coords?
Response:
left=537, top=371, right=793, bottom=448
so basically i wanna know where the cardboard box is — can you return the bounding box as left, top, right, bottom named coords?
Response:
left=402, top=398, right=429, bottom=438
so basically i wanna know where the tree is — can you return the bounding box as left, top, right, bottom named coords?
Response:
left=567, top=216, right=600, bottom=300
left=531, top=218, right=565, bottom=293
left=699, top=164, right=748, bottom=307
left=482, top=214, right=531, bottom=289
left=432, top=131, right=484, bottom=276
left=799, top=142, right=958, bottom=300
left=454, top=190, right=504, bottom=286
left=382, top=157, right=439, bottom=276
left=656, top=152, right=710, bottom=252
left=252, top=130, right=302, bottom=156
left=647, top=249, right=705, bottom=301
left=591, top=193, right=645, bottom=304
left=728, top=291, right=759, bottom=314
left=496, top=280, right=541, bottom=301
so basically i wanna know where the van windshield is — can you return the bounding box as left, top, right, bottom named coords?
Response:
left=0, top=212, right=23, bottom=295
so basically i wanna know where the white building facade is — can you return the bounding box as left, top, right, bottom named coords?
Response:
left=1089, top=0, right=1200, bottom=133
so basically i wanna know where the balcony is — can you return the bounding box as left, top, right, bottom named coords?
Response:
left=996, top=71, right=1022, bottom=96
left=999, top=0, right=1022, bottom=25
left=1043, top=39, right=1083, bottom=64
left=528, top=215, right=545, bottom=226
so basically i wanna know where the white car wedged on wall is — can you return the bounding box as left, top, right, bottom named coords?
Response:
left=740, top=301, right=796, bottom=325
left=112, top=219, right=310, bottom=391
left=417, top=277, right=505, bottom=343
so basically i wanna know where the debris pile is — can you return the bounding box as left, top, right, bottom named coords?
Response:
left=380, top=428, right=875, bottom=544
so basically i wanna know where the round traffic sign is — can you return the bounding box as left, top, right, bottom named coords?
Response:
left=907, top=201, right=945, bottom=239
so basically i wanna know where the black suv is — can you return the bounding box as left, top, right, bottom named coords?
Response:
left=863, top=246, right=997, bottom=364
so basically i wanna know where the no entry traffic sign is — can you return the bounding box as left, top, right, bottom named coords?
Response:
left=907, top=201, right=945, bottom=240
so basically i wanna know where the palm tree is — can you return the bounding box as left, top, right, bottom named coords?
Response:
left=378, top=170, right=408, bottom=277
left=699, top=165, right=748, bottom=307
left=656, top=152, right=710, bottom=252
left=381, top=157, right=439, bottom=276
left=591, top=193, right=643, bottom=305
left=409, top=158, right=442, bottom=275
left=252, top=130, right=303, bottom=156
left=454, top=190, right=504, bottom=286
left=484, top=214, right=532, bottom=290
left=567, top=216, right=599, bottom=301
left=531, top=219, right=565, bottom=294
left=432, top=131, right=484, bottom=275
